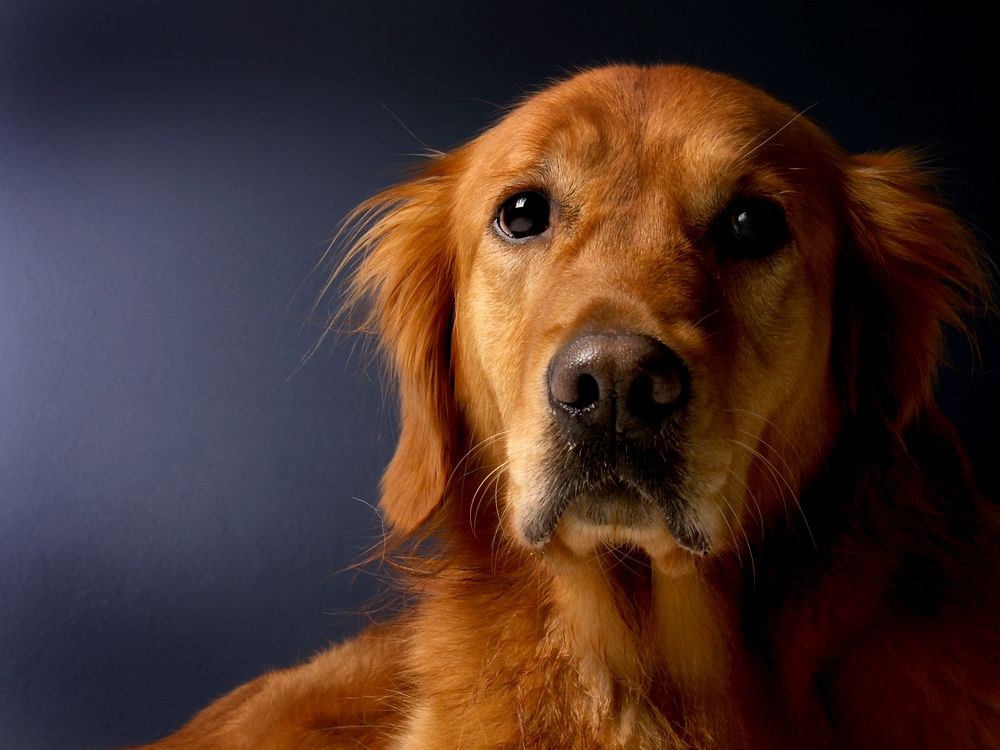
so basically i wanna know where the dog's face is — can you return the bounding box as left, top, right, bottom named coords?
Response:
left=346, top=65, right=978, bottom=574
left=449, top=67, right=842, bottom=569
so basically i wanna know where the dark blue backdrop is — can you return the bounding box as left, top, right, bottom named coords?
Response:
left=1, top=2, right=996, bottom=748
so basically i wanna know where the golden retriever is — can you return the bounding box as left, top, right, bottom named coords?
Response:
left=135, top=65, right=999, bottom=749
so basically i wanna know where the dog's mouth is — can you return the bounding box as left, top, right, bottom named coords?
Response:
left=520, top=433, right=710, bottom=557
left=523, top=481, right=709, bottom=558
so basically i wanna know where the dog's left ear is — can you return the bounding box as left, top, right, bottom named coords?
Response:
left=839, top=150, right=987, bottom=428
left=339, top=157, right=461, bottom=535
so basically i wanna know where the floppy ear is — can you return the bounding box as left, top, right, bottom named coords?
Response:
left=839, top=150, right=986, bottom=428
left=339, top=158, right=459, bottom=535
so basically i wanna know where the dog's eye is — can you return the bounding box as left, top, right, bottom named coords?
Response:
left=496, top=191, right=550, bottom=240
left=713, top=197, right=789, bottom=258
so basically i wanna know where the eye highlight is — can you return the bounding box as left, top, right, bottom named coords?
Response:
left=495, top=191, right=550, bottom=240
left=712, top=196, right=790, bottom=258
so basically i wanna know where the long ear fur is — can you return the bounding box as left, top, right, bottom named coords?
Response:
left=840, top=150, right=987, bottom=428
left=335, top=158, right=459, bottom=535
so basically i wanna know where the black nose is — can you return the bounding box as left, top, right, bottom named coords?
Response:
left=548, top=333, right=687, bottom=441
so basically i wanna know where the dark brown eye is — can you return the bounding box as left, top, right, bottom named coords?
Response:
left=496, top=191, right=550, bottom=240
left=713, top=197, right=789, bottom=258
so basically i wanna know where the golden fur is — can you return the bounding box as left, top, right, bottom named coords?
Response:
left=135, top=65, right=999, bottom=749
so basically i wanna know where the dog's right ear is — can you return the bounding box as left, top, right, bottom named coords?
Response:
left=336, top=156, right=461, bottom=536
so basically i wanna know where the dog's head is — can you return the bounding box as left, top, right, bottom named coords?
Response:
left=340, top=65, right=982, bottom=572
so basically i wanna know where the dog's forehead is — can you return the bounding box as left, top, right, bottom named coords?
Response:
left=476, top=65, right=807, bottom=179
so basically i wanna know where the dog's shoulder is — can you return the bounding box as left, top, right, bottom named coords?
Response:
left=749, top=407, right=1000, bottom=749
left=127, top=621, right=409, bottom=750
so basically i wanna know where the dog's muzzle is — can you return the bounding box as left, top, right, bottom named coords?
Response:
left=520, top=332, right=707, bottom=553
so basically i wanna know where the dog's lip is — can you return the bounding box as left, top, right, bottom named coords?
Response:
left=521, top=492, right=573, bottom=548
left=522, top=477, right=646, bottom=546
left=555, top=509, right=686, bottom=567
left=521, top=482, right=709, bottom=556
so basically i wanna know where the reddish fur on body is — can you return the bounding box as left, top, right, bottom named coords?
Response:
left=134, top=66, right=998, bottom=750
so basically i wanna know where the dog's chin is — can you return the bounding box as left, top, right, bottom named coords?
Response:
left=557, top=507, right=697, bottom=576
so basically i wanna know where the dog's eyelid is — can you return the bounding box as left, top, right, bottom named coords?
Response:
left=493, top=184, right=552, bottom=206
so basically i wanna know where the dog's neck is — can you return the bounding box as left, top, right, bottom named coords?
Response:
left=532, top=543, right=761, bottom=750
left=546, top=547, right=739, bottom=698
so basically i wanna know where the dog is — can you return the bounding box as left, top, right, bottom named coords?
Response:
left=135, top=65, right=999, bottom=749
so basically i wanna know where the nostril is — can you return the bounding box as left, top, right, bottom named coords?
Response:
left=550, top=368, right=601, bottom=411
left=626, top=369, right=684, bottom=425
left=638, top=362, right=685, bottom=407
left=569, top=373, right=600, bottom=410
left=628, top=374, right=655, bottom=411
